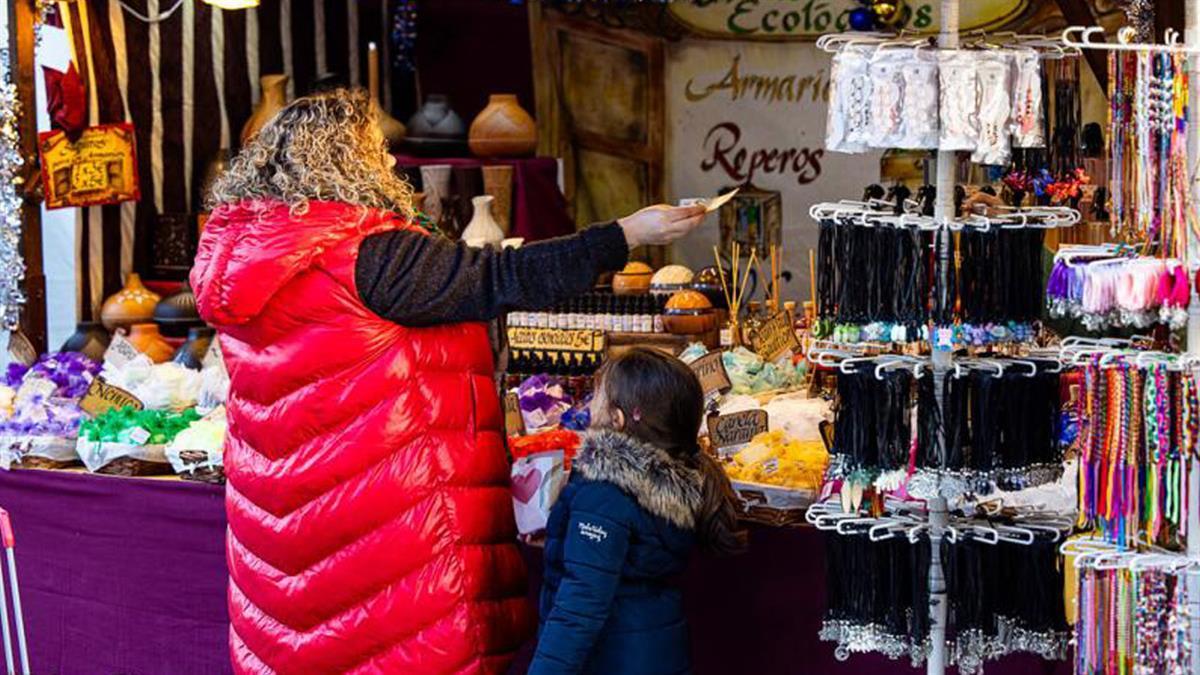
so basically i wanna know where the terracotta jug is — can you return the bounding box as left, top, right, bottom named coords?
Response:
left=241, top=74, right=289, bottom=145
left=469, top=94, right=537, bottom=157
left=481, top=165, right=514, bottom=234
left=462, top=196, right=504, bottom=248
left=59, top=322, right=111, bottom=362
left=101, top=273, right=161, bottom=332
left=127, top=323, right=174, bottom=364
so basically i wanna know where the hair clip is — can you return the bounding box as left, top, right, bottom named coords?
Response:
left=632, top=407, right=642, bottom=422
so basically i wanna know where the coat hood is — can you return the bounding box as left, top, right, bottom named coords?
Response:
left=573, top=430, right=704, bottom=530
left=190, top=200, right=405, bottom=327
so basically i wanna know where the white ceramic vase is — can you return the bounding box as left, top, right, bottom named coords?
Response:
left=462, top=195, right=504, bottom=248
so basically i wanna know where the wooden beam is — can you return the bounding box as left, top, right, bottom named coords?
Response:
left=1054, top=0, right=1108, bottom=91
left=8, top=0, right=46, bottom=353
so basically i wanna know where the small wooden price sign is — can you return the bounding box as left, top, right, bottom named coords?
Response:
left=688, top=351, right=731, bottom=399
left=707, top=409, right=769, bottom=451
left=80, top=377, right=144, bottom=418
left=504, top=392, right=526, bottom=437
left=506, top=327, right=606, bottom=353
left=746, top=311, right=800, bottom=363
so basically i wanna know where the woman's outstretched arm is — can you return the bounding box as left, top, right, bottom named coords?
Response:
left=355, top=205, right=704, bottom=326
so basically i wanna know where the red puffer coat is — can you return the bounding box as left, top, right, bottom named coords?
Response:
left=191, top=200, right=533, bottom=674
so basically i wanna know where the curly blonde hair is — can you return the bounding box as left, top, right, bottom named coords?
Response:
left=207, top=88, right=414, bottom=216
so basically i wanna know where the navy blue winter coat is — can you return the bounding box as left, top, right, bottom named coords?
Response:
left=529, top=430, right=705, bottom=675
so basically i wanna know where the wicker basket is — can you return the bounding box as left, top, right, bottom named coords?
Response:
left=96, top=456, right=172, bottom=477
left=0, top=435, right=80, bottom=470
left=732, top=481, right=816, bottom=528
left=10, top=456, right=79, bottom=470
left=77, top=438, right=171, bottom=475
left=175, top=450, right=225, bottom=485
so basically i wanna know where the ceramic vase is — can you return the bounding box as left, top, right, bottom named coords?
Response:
left=405, top=94, right=467, bottom=156
left=127, top=323, right=174, bottom=364
left=420, top=164, right=452, bottom=229
left=462, top=196, right=504, bottom=248
left=173, top=326, right=215, bottom=370
left=367, top=42, right=406, bottom=147
left=481, top=165, right=514, bottom=235
left=240, top=74, right=289, bottom=145
left=59, top=322, right=111, bottom=362
left=469, top=94, right=537, bottom=157
left=153, top=280, right=203, bottom=338
left=443, top=167, right=484, bottom=238
left=100, top=273, right=161, bottom=332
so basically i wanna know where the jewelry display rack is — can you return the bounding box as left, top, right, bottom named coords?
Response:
left=1059, top=14, right=1200, bottom=675
left=817, top=2, right=1200, bottom=673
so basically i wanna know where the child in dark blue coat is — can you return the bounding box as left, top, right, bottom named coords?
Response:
left=529, top=348, right=746, bottom=675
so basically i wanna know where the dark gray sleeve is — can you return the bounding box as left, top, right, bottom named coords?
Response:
left=354, top=223, right=629, bottom=326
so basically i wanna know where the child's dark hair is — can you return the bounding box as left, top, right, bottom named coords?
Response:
left=596, top=348, right=747, bottom=556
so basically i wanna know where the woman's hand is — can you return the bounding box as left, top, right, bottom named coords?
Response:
left=617, top=204, right=707, bottom=248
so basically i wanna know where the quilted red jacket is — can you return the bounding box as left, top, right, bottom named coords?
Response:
left=192, top=199, right=534, bottom=674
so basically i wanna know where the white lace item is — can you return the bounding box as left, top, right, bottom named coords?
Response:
left=938, top=50, right=980, bottom=151
left=972, top=51, right=1015, bottom=165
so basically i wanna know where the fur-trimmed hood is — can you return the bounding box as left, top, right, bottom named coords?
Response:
left=573, top=430, right=703, bottom=530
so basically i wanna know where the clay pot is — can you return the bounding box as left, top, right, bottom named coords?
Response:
left=419, top=164, right=452, bottom=228
left=127, top=323, right=174, bottom=364
left=404, top=94, right=467, bottom=156
left=199, top=150, right=230, bottom=204
left=153, top=280, right=204, bottom=338
left=101, top=274, right=161, bottom=332
left=469, top=94, right=537, bottom=157
left=173, top=327, right=215, bottom=370
left=241, top=74, right=289, bottom=145
left=613, top=261, right=654, bottom=296
left=443, top=167, right=484, bottom=238
left=651, top=265, right=695, bottom=296
left=481, top=165, right=514, bottom=235
left=59, top=322, right=111, bottom=362
left=663, top=290, right=717, bottom=335
left=462, top=195, right=504, bottom=248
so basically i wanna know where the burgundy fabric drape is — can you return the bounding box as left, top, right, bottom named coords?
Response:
left=0, top=469, right=1070, bottom=675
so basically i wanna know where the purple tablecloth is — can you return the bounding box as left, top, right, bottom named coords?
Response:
left=0, top=469, right=1071, bottom=675
left=393, top=155, right=574, bottom=243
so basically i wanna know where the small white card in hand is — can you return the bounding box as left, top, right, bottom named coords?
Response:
left=678, top=188, right=740, bottom=213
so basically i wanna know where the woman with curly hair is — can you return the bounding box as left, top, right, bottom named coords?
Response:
left=191, top=88, right=704, bottom=675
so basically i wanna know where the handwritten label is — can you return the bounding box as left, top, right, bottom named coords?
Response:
left=507, top=327, right=605, bottom=353
left=689, top=351, right=732, bottom=398
left=128, top=427, right=151, bottom=446
left=707, top=409, right=769, bottom=449
left=504, top=392, right=526, bottom=437
left=746, top=311, right=800, bottom=363
left=79, top=377, right=144, bottom=418
left=104, top=333, right=144, bottom=370
left=6, top=331, right=36, bottom=367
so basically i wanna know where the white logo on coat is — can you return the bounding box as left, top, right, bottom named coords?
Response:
left=578, top=522, right=608, bottom=542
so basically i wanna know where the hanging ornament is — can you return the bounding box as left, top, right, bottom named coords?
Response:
left=871, top=0, right=907, bottom=27
left=848, top=7, right=876, bottom=32
left=0, top=48, right=28, bottom=331
left=1119, top=0, right=1154, bottom=43
left=391, top=0, right=419, bottom=73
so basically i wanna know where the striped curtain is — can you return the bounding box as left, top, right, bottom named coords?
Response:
left=59, top=0, right=393, bottom=320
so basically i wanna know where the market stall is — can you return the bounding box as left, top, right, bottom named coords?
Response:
left=0, top=0, right=1197, bottom=674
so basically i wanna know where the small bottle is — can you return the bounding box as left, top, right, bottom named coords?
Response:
left=601, top=296, right=616, bottom=332
left=638, top=297, right=654, bottom=333
left=535, top=306, right=549, bottom=329
left=567, top=298, right=580, bottom=329
left=653, top=295, right=665, bottom=333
